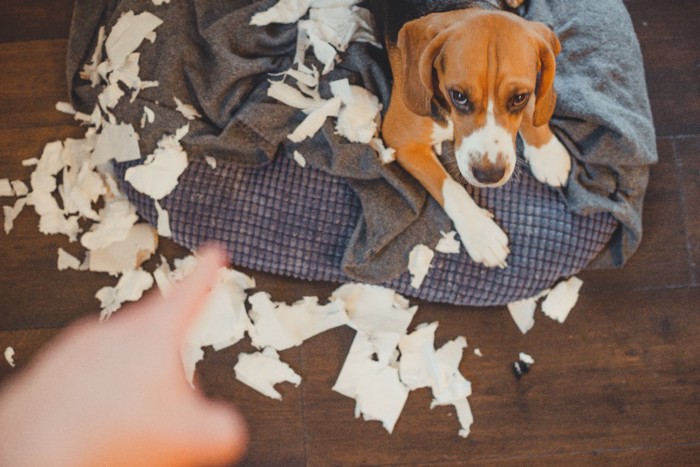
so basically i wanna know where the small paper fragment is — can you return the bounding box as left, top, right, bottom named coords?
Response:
left=287, top=96, right=342, bottom=143
left=541, top=276, right=583, bottom=323
left=124, top=125, right=189, bottom=200
left=141, top=106, right=155, bottom=128
left=435, top=231, right=460, bottom=254
left=95, top=268, right=154, bottom=320
left=293, top=150, right=307, bottom=168
left=55, top=101, right=76, bottom=115
left=174, top=96, right=202, bottom=120
left=0, top=179, right=13, bottom=197
left=507, top=296, right=537, bottom=335
left=154, top=200, right=172, bottom=238
left=369, top=138, right=395, bottom=164
left=3, top=198, right=27, bottom=235
left=57, top=248, right=82, bottom=271
left=10, top=181, right=28, bottom=197
left=4, top=347, right=15, bottom=368
left=519, top=352, right=535, bottom=365
left=92, top=122, right=142, bottom=165
left=204, top=156, right=217, bottom=169
left=408, top=244, right=434, bottom=289
left=234, top=347, right=302, bottom=400
left=250, top=0, right=313, bottom=26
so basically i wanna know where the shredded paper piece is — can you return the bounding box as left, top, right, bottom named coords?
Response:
left=541, top=276, right=583, bottom=323
left=248, top=292, right=348, bottom=351
left=234, top=347, right=302, bottom=400
left=408, top=244, right=434, bottom=289
left=4, top=347, right=15, bottom=368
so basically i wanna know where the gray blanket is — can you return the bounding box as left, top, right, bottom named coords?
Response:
left=66, top=0, right=657, bottom=303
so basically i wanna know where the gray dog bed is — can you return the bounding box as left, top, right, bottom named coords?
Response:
left=67, top=0, right=657, bottom=306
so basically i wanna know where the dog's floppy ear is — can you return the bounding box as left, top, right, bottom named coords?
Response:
left=396, top=16, right=450, bottom=116
left=529, top=22, right=561, bottom=127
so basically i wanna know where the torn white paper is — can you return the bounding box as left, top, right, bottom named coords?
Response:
left=80, top=198, right=138, bottom=251
left=57, top=248, right=82, bottom=271
left=124, top=125, right=189, bottom=200
left=0, top=179, right=14, bottom=197
left=55, top=101, right=76, bottom=115
left=519, top=352, right=535, bottom=365
left=250, top=0, right=310, bottom=26
left=332, top=283, right=417, bottom=366
left=10, top=181, right=28, bottom=197
left=293, top=150, right=307, bottom=168
left=330, top=79, right=381, bottom=144
left=174, top=96, right=202, bottom=120
left=141, top=106, right=156, bottom=128
left=95, top=268, right=154, bottom=320
left=248, top=293, right=348, bottom=351
left=435, top=231, right=460, bottom=254
left=369, top=138, right=396, bottom=164
left=333, top=332, right=409, bottom=434
left=408, top=244, right=434, bottom=289
left=88, top=223, right=158, bottom=274
left=181, top=265, right=256, bottom=385
left=287, top=96, right=342, bottom=143
left=507, top=296, right=537, bottom=335
left=4, top=347, right=15, bottom=368
left=3, top=198, right=27, bottom=235
left=234, top=347, right=302, bottom=400
left=154, top=200, right=172, bottom=238
left=204, top=156, right=217, bottom=169
left=92, top=122, right=141, bottom=165
left=541, top=276, right=583, bottom=323
left=105, top=11, right=163, bottom=71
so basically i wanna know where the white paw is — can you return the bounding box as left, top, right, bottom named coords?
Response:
left=524, top=136, right=572, bottom=187
left=442, top=179, right=510, bottom=268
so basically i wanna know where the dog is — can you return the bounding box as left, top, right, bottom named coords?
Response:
left=370, top=0, right=572, bottom=268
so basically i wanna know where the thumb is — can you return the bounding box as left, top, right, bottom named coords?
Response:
left=165, top=397, right=248, bottom=466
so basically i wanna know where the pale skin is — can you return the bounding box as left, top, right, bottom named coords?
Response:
left=0, top=245, right=248, bottom=467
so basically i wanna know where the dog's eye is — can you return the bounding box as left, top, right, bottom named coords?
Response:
left=509, top=92, right=530, bottom=110
left=449, top=90, right=472, bottom=111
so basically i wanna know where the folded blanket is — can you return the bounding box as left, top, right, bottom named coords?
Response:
left=66, top=0, right=656, bottom=305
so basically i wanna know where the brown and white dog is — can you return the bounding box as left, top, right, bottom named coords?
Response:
left=371, top=0, right=572, bottom=268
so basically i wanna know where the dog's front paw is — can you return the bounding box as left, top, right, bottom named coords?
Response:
left=442, top=179, right=510, bottom=268
left=457, top=206, right=510, bottom=268
left=524, top=136, right=572, bottom=187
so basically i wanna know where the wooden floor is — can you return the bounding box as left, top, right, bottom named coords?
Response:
left=1, top=1, right=698, bottom=465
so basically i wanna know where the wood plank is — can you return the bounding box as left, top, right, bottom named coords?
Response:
left=0, top=0, right=74, bottom=43
left=674, top=136, right=700, bottom=285
left=579, top=139, right=693, bottom=292
left=624, top=0, right=700, bottom=137
left=301, top=286, right=700, bottom=466
left=196, top=342, right=308, bottom=467
left=0, top=40, right=75, bottom=130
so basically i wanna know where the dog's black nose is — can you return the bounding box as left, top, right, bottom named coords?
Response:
left=472, top=164, right=506, bottom=185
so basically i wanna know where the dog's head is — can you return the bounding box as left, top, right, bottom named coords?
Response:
left=397, top=10, right=560, bottom=187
